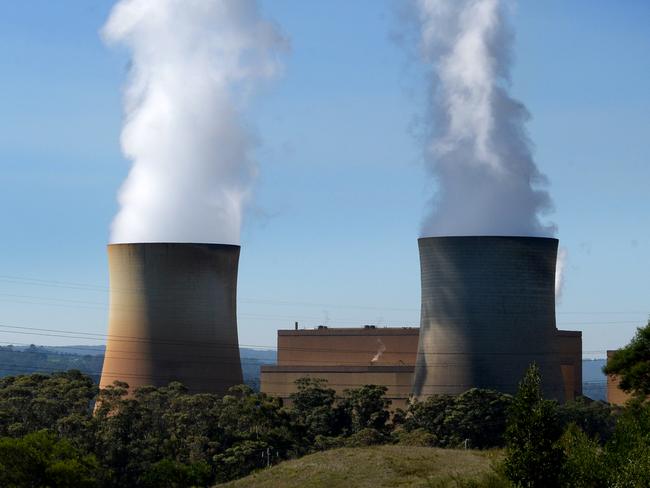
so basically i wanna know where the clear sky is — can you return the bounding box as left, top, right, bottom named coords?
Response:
left=0, top=0, right=648, bottom=357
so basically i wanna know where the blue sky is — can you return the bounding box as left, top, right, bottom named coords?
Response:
left=0, top=0, right=648, bottom=357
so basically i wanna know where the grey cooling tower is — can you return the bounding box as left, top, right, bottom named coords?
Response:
left=412, top=236, right=565, bottom=401
left=99, top=243, right=243, bottom=394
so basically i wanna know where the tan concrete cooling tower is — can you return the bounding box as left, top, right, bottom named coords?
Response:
left=99, top=243, right=243, bottom=394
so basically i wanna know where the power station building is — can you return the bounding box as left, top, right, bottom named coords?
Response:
left=99, top=243, right=243, bottom=395
left=100, top=237, right=582, bottom=403
left=260, top=325, right=581, bottom=407
left=262, top=236, right=581, bottom=405
left=606, top=350, right=632, bottom=405
left=261, top=326, right=418, bottom=408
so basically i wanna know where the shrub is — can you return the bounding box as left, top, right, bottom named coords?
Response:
left=393, top=428, right=437, bottom=447
left=559, top=424, right=607, bottom=488
left=344, top=428, right=389, bottom=447
left=402, top=389, right=511, bottom=448
left=139, top=459, right=211, bottom=488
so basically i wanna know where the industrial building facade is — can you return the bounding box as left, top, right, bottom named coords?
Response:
left=260, top=325, right=581, bottom=407
left=261, top=326, right=418, bottom=408
left=606, top=350, right=632, bottom=405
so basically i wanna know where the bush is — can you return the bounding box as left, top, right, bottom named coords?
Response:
left=402, top=388, right=511, bottom=448
left=344, top=428, right=389, bottom=447
left=558, top=397, right=617, bottom=443
left=338, top=385, right=391, bottom=434
left=289, top=378, right=340, bottom=442
left=312, top=434, right=345, bottom=451
left=393, top=428, right=437, bottom=447
left=139, top=459, right=211, bottom=488
left=559, top=423, right=607, bottom=488
left=604, top=401, right=650, bottom=488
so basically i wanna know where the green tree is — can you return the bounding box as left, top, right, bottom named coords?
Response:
left=603, top=319, right=650, bottom=400
left=0, top=430, right=102, bottom=487
left=289, top=377, right=339, bottom=441
left=0, top=370, right=97, bottom=440
left=604, top=401, right=650, bottom=488
left=557, top=397, right=617, bottom=443
left=338, top=385, right=391, bottom=434
left=503, top=363, right=565, bottom=488
left=93, top=381, right=225, bottom=486
left=213, top=440, right=270, bottom=482
left=400, top=388, right=511, bottom=448
left=558, top=423, right=607, bottom=488
left=140, top=459, right=211, bottom=488
left=440, top=388, right=512, bottom=448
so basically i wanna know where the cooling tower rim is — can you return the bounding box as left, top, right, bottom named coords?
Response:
left=418, top=235, right=558, bottom=244
left=107, top=242, right=240, bottom=250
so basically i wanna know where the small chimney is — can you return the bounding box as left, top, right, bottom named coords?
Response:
left=294, top=321, right=298, bottom=331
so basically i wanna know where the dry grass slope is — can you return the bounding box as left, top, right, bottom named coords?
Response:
left=217, top=445, right=504, bottom=488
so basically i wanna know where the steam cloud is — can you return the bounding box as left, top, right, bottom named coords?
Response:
left=413, top=0, right=555, bottom=238
left=371, top=338, right=387, bottom=363
left=104, top=0, right=286, bottom=244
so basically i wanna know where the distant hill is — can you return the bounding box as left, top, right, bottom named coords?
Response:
left=1, top=345, right=276, bottom=390
left=0, top=345, right=105, bottom=383
left=13, top=344, right=277, bottom=361
left=217, top=445, right=502, bottom=488
left=582, top=358, right=607, bottom=401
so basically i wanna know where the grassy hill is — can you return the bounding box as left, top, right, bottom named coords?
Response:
left=217, top=445, right=505, bottom=488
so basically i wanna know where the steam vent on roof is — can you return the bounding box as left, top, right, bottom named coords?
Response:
left=412, top=236, right=565, bottom=401
left=99, top=243, right=242, bottom=394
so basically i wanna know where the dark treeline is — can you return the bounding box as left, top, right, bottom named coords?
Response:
left=0, top=368, right=635, bottom=487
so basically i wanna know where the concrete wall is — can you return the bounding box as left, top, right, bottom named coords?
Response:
left=606, top=350, right=632, bottom=405
left=277, top=327, right=419, bottom=367
left=413, top=236, right=565, bottom=401
left=99, top=243, right=243, bottom=394
left=262, top=327, right=419, bottom=408
left=557, top=330, right=582, bottom=401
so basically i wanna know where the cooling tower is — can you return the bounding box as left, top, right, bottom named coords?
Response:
left=412, top=236, right=565, bottom=401
left=99, top=243, right=243, bottom=394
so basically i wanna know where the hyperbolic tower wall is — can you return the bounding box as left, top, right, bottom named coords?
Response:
left=412, top=236, right=565, bottom=401
left=99, top=243, right=243, bottom=394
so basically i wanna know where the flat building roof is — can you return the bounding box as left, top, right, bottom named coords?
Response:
left=279, top=326, right=419, bottom=336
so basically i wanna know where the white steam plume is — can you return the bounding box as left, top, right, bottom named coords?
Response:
left=555, top=247, right=567, bottom=301
left=371, top=338, right=387, bottom=363
left=413, top=0, right=555, bottom=237
left=104, top=0, right=286, bottom=244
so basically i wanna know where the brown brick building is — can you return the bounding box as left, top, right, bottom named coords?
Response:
left=260, top=326, right=582, bottom=407
left=606, top=350, right=633, bottom=405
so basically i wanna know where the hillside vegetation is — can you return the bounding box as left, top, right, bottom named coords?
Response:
left=218, top=445, right=503, bottom=488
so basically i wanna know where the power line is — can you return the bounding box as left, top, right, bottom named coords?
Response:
left=0, top=322, right=615, bottom=358
left=1, top=273, right=647, bottom=316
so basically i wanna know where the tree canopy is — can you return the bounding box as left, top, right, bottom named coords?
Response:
left=604, top=319, right=650, bottom=399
